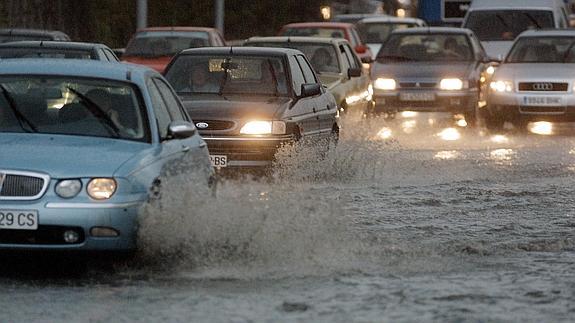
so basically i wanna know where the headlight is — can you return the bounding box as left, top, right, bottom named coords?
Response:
left=55, top=179, right=82, bottom=199
left=485, top=66, right=496, bottom=75
left=240, top=121, right=286, bottom=135
left=87, top=178, right=117, bottom=200
left=490, top=80, right=513, bottom=92
left=440, top=78, right=464, bottom=90
left=373, top=78, right=396, bottom=90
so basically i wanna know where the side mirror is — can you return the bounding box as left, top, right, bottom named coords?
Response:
left=300, top=83, right=321, bottom=98
left=168, top=120, right=196, bottom=139
left=348, top=67, right=362, bottom=78
left=355, top=45, right=367, bottom=54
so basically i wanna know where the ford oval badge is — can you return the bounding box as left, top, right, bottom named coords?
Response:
left=196, top=122, right=209, bottom=129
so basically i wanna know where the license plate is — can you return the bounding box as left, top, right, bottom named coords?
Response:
left=210, top=155, right=227, bottom=168
left=0, top=209, right=38, bottom=230
left=522, top=96, right=563, bottom=106
left=400, top=92, right=435, bottom=101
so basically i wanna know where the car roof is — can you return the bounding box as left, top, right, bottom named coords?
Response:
left=0, top=59, right=153, bottom=81
left=281, top=22, right=354, bottom=29
left=135, top=26, right=218, bottom=33
left=468, top=0, right=564, bottom=10
left=360, top=16, right=425, bottom=24
left=0, top=28, right=69, bottom=37
left=0, top=41, right=107, bottom=50
left=517, top=29, right=575, bottom=37
left=246, top=36, right=348, bottom=46
left=391, top=27, right=472, bottom=35
left=178, top=46, right=302, bottom=56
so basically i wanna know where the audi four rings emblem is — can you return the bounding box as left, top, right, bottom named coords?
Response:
left=0, top=172, right=5, bottom=194
left=196, top=122, right=209, bottom=129
left=533, top=83, right=553, bottom=91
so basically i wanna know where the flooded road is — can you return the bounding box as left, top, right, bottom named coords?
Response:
left=2, top=114, right=575, bottom=322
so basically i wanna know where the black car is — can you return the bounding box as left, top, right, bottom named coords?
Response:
left=0, top=28, right=71, bottom=43
left=164, top=47, right=339, bottom=168
left=0, top=41, right=119, bottom=61
left=370, top=27, right=494, bottom=125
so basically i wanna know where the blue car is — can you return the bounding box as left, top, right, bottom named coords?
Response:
left=0, top=59, right=213, bottom=253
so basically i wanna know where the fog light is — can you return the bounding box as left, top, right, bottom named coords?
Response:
left=90, top=227, right=120, bottom=237
left=63, top=230, right=80, bottom=243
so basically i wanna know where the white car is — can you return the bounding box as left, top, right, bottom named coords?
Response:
left=357, top=16, right=427, bottom=58
left=486, top=29, right=575, bottom=130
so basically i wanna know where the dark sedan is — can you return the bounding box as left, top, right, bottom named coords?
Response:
left=0, top=41, right=119, bottom=61
left=370, top=27, right=492, bottom=125
left=164, top=47, right=339, bottom=168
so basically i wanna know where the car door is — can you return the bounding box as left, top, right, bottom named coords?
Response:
left=286, top=55, right=320, bottom=138
left=147, top=77, right=207, bottom=177
left=341, top=43, right=370, bottom=112
left=296, top=54, right=336, bottom=136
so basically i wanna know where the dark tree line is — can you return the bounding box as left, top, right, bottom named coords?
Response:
left=0, top=0, right=326, bottom=48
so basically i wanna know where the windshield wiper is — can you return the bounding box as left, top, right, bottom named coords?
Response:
left=66, top=87, right=121, bottom=138
left=377, top=55, right=415, bottom=62
left=0, top=84, right=37, bottom=133
left=522, top=12, right=542, bottom=29
left=267, top=59, right=280, bottom=97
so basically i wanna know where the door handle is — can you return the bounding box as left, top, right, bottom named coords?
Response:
left=182, top=146, right=190, bottom=152
left=199, top=142, right=207, bottom=148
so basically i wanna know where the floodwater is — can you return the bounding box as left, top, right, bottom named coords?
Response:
left=2, top=113, right=575, bottom=322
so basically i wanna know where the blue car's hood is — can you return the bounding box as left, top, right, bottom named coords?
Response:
left=0, top=134, right=151, bottom=178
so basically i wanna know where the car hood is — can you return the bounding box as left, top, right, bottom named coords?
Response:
left=482, top=41, right=513, bottom=61
left=0, top=134, right=151, bottom=178
left=371, top=61, right=474, bottom=81
left=494, top=63, right=575, bottom=81
left=121, top=55, right=172, bottom=73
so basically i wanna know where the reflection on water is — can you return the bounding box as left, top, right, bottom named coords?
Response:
left=377, top=127, right=393, bottom=140
left=434, top=150, right=462, bottom=160
left=401, top=120, right=417, bottom=134
left=528, top=121, right=553, bottom=135
left=491, top=135, right=509, bottom=144
left=489, top=148, right=516, bottom=165
left=437, top=127, right=461, bottom=141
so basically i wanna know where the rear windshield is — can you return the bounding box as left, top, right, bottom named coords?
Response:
left=377, top=33, right=474, bottom=62
left=506, top=36, right=575, bottom=63
left=464, top=10, right=554, bottom=41
left=165, top=55, right=289, bottom=96
left=0, top=35, right=53, bottom=43
left=0, top=48, right=93, bottom=59
left=280, top=27, right=347, bottom=40
left=124, top=31, right=210, bottom=57
left=247, top=42, right=341, bottom=74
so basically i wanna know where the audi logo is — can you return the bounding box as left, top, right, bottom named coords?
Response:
left=196, top=122, right=209, bottom=129
left=532, top=83, right=553, bottom=91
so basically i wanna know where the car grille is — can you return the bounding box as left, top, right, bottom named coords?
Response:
left=0, top=171, right=49, bottom=200
left=194, top=120, right=235, bottom=131
left=519, top=106, right=566, bottom=114
left=399, top=82, right=437, bottom=89
left=0, top=225, right=85, bottom=245
left=518, top=82, right=568, bottom=92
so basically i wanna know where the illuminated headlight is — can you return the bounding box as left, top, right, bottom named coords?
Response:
left=490, top=80, right=513, bottom=92
left=87, top=178, right=117, bottom=200
left=240, top=121, right=286, bottom=135
left=440, top=78, right=464, bottom=90
left=486, top=66, right=496, bottom=75
left=55, top=179, right=82, bottom=199
left=373, top=78, right=396, bottom=90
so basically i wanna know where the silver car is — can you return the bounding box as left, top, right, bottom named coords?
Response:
left=486, top=29, right=575, bottom=130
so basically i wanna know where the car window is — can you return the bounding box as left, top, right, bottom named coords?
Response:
left=360, top=22, right=419, bottom=44
left=147, top=78, right=172, bottom=139
left=0, top=76, right=149, bottom=142
left=349, top=28, right=361, bottom=46
left=125, top=31, right=210, bottom=57
left=281, top=27, right=346, bottom=40
left=506, top=37, right=575, bottom=63
left=378, top=33, right=474, bottom=62
left=296, top=55, right=317, bottom=84
left=0, top=48, right=93, bottom=59
left=342, top=44, right=360, bottom=69
left=152, top=78, right=188, bottom=122
left=103, top=48, right=119, bottom=61
left=464, top=10, right=554, bottom=41
left=288, top=55, right=306, bottom=96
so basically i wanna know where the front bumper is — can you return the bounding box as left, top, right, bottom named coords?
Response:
left=204, top=135, right=295, bottom=167
left=372, top=89, right=477, bottom=114
left=0, top=199, right=145, bottom=252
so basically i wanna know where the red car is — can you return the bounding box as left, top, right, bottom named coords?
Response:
left=122, top=27, right=226, bottom=73
left=278, top=22, right=373, bottom=63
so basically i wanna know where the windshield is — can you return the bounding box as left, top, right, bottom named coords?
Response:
left=377, top=33, right=474, bottom=62
left=165, top=55, right=289, bottom=96
left=464, top=10, right=554, bottom=41
left=506, top=37, right=575, bottom=63
left=0, top=48, right=93, bottom=59
left=248, top=42, right=341, bottom=74
left=358, top=22, right=419, bottom=43
left=281, top=27, right=347, bottom=40
left=124, top=31, right=210, bottom=57
left=0, top=77, right=149, bottom=141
